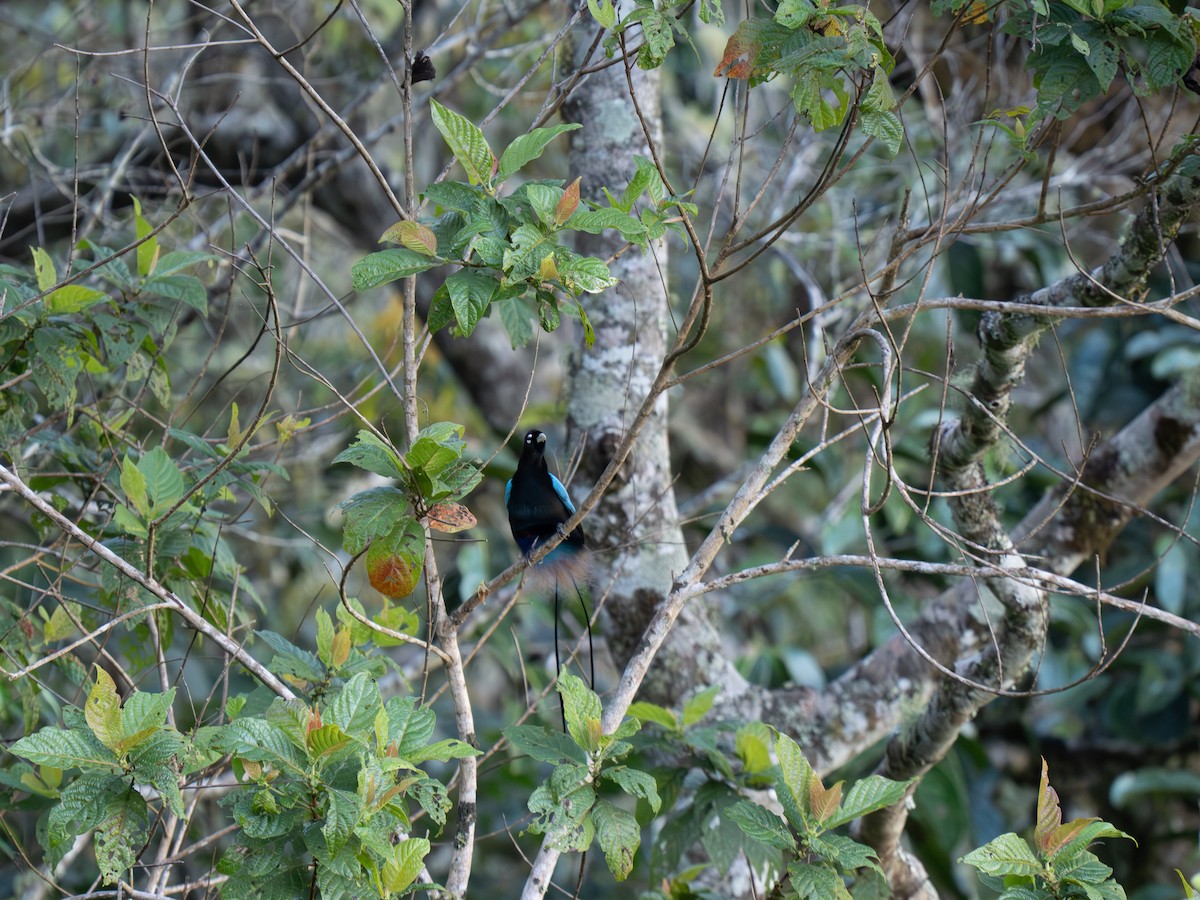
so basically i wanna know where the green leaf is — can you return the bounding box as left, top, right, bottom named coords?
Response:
left=324, top=788, right=358, bottom=857
left=627, top=701, right=678, bottom=732
left=811, top=831, right=880, bottom=871
left=31, top=246, right=56, bottom=292
left=586, top=0, right=617, bottom=29
left=824, top=774, right=914, bottom=828
left=445, top=270, right=497, bottom=337
left=121, top=453, right=149, bottom=517
left=120, top=689, right=175, bottom=749
left=139, top=447, right=186, bottom=515
left=496, top=294, right=535, bottom=348
left=735, top=721, right=773, bottom=775
left=351, top=248, right=438, bottom=291
left=558, top=256, right=617, bottom=294
left=95, top=792, right=147, bottom=884
left=143, top=274, right=209, bottom=316
left=959, top=832, right=1043, bottom=878
left=365, top=519, right=426, bottom=599
left=430, top=99, right=496, bottom=186
left=326, top=672, right=381, bottom=734
left=505, top=724, right=588, bottom=765
left=860, top=110, right=903, bottom=157
left=256, top=629, right=326, bottom=682
left=503, top=223, right=556, bottom=282
left=10, top=726, right=121, bottom=771
left=726, top=800, right=797, bottom=851
left=132, top=196, right=159, bottom=278
left=681, top=685, right=718, bottom=726
left=559, top=673, right=603, bottom=753
left=386, top=696, right=437, bottom=758
left=407, top=738, right=482, bottom=763
left=497, top=124, right=582, bottom=182
left=787, top=860, right=851, bottom=899
left=382, top=837, right=430, bottom=893
left=333, top=430, right=406, bottom=479
left=46, top=285, right=109, bottom=314
left=776, top=733, right=817, bottom=830
left=605, top=765, right=661, bottom=813
left=337, top=486, right=409, bottom=555
left=592, top=799, right=640, bottom=880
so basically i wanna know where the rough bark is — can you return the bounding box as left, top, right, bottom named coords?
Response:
left=560, top=37, right=746, bottom=708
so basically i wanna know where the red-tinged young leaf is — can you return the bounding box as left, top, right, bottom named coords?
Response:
left=426, top=501, right=476, bottom=533
left=1035, top=757, right=1063, bottom=854
left=556, top=177, right=581, bottom=225
left=809, top=777, right=843, bottom=825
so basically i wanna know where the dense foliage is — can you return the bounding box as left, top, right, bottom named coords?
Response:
left=1, top=0, right=1198, bottom=897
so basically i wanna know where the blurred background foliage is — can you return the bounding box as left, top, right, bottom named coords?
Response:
left=0, top=0, right=1198, bottom=896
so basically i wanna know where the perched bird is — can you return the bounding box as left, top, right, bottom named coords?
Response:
left=505, top=429, right=594, bottom=711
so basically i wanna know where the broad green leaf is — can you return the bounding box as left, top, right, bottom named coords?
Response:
left=119, top=689, right=175, bottom=750
left=505, top=724, right=588, bottom=765
left=47, top=285, right=109, bottom=314
left=959, top=832, right=1043, bottom=878
left=143, top=274, right=208, bottom=316
left=496, top=294, right=535, bottom=348
left=860, top=110, right=903, bottom=157
left=407, top=738, right=481, bottom=763
left=735, top=721, right=773, bottom=775
left=121, top=453, right=149, bottom=517
left=351, top=248, right=438, bottom=291
left=558, top=673, right=603, bottom=754
left=337, top=486, right=409, bottom=555
left=95, top=793, right=147, bottom=884
left=10, top=726, right=121, bottom=771
left=256, top=629, right=325, bottom=682
left=382, top=837, right=430, bottom=893
left=626, top=701, right=678, bottom=731
left=605, top=765, right=661, bottom=813
left=497, top=124, right=582, bottom=182
left=316, top=607, right=335, bottom=668
left=445, top=270, right=497, bottom=336
left=592, top=799, right=640, bottom=880
left=326, top=671, right=381, bottom=734
left=139, top=447, right=186, bottom=515
left=430, top=99, right=496, bottom=186
left=787, top=860, right=851, bottom=899
left=824, top=774, right=913, bottom=828
left=333, top=430, right=406, bottom=479
left=323, top=788, right=358, bottom=857
left=725, top=800, right=796, bottom=851
left=86, top=670, right=125, bottom=753
left=586, top=0, right=617, bottom=29
left=386, top=696, right=437, bottom=758
left=776, top=733, right=817, bottom=828
left=682, top=685, right=719, bottom=727
left=559, top=256, right=617, bottom=294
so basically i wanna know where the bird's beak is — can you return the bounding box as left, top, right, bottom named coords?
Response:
left=536, top=433, right=546, bottom=445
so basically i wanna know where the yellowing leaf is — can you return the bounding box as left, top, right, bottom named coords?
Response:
left=380, top=220, right=439, bottom=256
left=85, top=669, right=125, bottom=753
left=367, top=544, right=419, bottom=598
left=538, top=253, right=559, bottom=283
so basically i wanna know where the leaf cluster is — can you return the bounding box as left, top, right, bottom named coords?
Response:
left=959, top=758, right=1136, bottom=900
left=333, top=424, right=481, bottom=599
left=352, top=102, right=691, bottom=349
left=504, top=674, right=662, bottom=881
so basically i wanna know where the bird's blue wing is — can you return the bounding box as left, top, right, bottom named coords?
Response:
left=549, top=473, right=576, bottom=514
left=504, top=478, right=512, bottom=507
